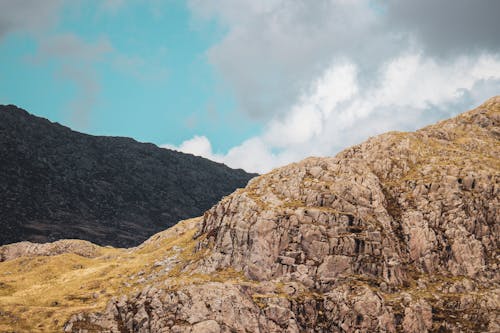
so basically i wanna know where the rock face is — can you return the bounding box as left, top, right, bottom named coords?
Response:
left=64, top=97, right=500, bottom=332
left=0, top=239, right=102, bottom=262
left=0, top=105, right=255, bottom=247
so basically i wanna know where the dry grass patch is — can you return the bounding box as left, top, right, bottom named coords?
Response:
left=0, top=217, right=202, bottom=332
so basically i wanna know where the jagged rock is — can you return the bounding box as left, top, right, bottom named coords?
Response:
left=402, top=300, right=433, bottom=333
left=49, top=97, right=500, bottom=331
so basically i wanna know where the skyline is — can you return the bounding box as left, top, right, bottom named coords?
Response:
left=1, top=0, right=500, bottom=173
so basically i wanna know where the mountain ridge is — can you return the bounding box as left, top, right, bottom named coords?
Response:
left=0, top=105, right=256, bottom=247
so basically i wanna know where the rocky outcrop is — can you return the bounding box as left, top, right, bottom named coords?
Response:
left=63, top=97, right=500, bottom=331
left=0, top=239, right=102, bottom=262
left=0, top=105, right=255, bottom=247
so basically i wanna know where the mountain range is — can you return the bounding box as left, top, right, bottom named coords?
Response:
left=0, top=96, right=498, bottom=332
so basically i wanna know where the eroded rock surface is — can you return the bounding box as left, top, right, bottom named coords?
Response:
left=65, top=97, right=500, bottom=332
left=0, top=239, right=102, bottom=262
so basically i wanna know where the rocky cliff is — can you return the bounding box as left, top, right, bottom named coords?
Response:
left=0, top=97, right=498, bottom=332
left=0, top=105, right=255, bottom=247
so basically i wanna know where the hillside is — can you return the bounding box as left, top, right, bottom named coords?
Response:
left=0, top=105, right=255, bottom=247
left=0, top=97, right=498, bottom=332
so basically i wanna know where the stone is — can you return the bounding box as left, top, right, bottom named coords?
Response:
left=191, top=320, right=220, bottom=333
left=58, top=97, right=500, bottom=333
left=402, top=300, right=433, bottom=333
left=317, top=255, right=352, bottom=280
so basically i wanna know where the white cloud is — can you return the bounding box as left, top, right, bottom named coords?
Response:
left=162, top=135, right=223, bottom=163
left=188, top=0, right=394, bottom=118
left=178, top=0, right=500, bottom=174
left=8, top=1, right=497, bottom=175
left=166, top=52, right=500, bottom=174
left=263, top=63, right=358, bottom=148
left=189, top=0, right=500, bottom=120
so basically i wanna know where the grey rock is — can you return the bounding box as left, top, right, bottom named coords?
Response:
left=65, top=96, right=500, bottom=332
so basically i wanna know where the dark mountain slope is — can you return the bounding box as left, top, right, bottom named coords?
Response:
left=0, top=105, right=255, bottom=247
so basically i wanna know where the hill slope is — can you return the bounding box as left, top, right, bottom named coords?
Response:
left=0, top=97, right=498, bottom=332
left=0, top=105, right=255, bottom=247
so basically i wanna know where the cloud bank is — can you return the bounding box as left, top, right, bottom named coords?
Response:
left=169, top=53, right=500, bottom=173
left=168, top=0, right=500, bottom=173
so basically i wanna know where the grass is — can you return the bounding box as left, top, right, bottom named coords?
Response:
left=0, top=217, right=203, bottom=333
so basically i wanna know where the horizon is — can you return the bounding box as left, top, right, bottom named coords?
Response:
left=1, top=1, right=500, bottom=173
left=1, top=95, right=497, bottom=176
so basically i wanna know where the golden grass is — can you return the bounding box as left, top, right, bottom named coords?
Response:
left=0, top=217, right=203, bottom=333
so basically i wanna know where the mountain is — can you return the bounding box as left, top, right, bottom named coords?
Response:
left=0, top=96, right=498, bottom=332
left=0, top=105, right=256, bottom=247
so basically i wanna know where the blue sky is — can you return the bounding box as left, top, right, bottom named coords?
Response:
left=1, top=1, right=500, bottom=173
left=0, top=0, right=259, bottom=152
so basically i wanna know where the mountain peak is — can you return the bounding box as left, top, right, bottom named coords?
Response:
left=72, top=96, right=498, bottom=332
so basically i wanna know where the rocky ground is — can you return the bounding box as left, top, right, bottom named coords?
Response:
left=1, top=97, right=498, bottom=332
left=0, top=239, right=102, bottom=262
left=0, top=105, right=255, bottom=247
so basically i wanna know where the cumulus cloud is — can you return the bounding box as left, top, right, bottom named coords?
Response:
left=188, top=0, right=398, bottom=118
left=173, top=0, right=500, bottom=173
left=168, top=53, right=500, bottom=173
left=189, top=0, right=500, bottom=119
left=162, top=135, right=223, bottom=162
left=3, top=1, right=499, bottom=174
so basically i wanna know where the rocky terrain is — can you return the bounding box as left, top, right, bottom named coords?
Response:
left=0, top=105, right=255, bottom=247
left=0, top=97, right=498, bottom=332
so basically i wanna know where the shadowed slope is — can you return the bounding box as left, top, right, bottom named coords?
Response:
left=0, top=105, right=255, bottom=247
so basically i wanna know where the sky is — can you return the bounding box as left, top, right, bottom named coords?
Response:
left=1, top=0, right=500, bottom=173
